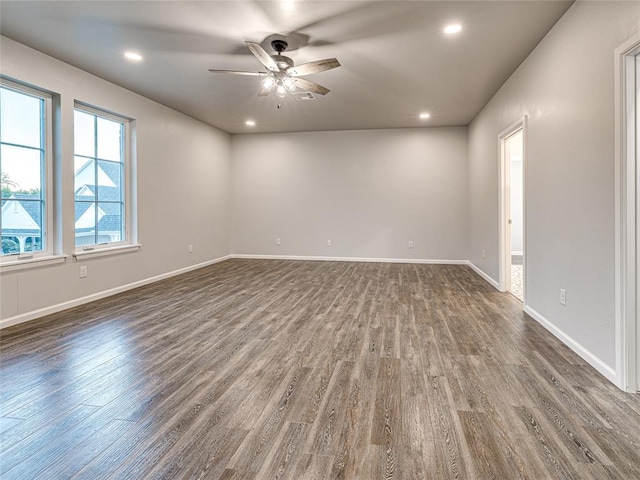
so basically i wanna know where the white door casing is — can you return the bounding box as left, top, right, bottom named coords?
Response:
left=614, top=33, right=640, bottom=393
left=498, top=116, right=527, bottom=301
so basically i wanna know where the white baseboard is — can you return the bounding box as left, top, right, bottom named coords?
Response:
left=0, top=255, right=232, bottom=330
left=231, top=253, right=468, bottom=265
left=523, top=305, right=616, bottom=384
left=466, top=261, right=500, bottom=290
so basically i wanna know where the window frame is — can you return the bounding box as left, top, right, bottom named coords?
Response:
left=0, top=78, right=54, bottom=264
left=73, top=101, right=133, bottom=254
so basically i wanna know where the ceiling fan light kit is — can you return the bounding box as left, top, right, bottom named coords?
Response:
left=208, top=38, right=340, bottom=98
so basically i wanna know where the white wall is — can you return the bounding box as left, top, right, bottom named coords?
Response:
left=231, top=128, right=469, bottom=261
left=468, top=1, right=640, bottom=372
left=0, top=37, right=232, bottom=324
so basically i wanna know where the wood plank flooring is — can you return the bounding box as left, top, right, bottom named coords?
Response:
left=1, top=259, right=639, bottom=479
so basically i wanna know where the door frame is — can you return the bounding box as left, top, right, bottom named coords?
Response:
left=614, top=33, right=640, bottom=393
left=498, top=116, right=527, bottom=300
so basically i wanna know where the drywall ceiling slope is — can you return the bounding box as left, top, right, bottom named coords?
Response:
left=0, top=1, right=572, bottom=134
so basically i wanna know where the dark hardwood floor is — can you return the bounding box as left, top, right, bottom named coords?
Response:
left=1, top=259, right=639, bottom=479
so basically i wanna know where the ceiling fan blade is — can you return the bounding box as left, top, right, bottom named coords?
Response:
left=288, top=58, right=341, bottom=77
left=208, top=69, right=266, bottom=76
left=246, top=41, right=279, bottom=72
left=293, top=78, right=330, bottom=95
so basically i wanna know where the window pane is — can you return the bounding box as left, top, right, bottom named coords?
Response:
left=97, top=117, right=122, bottom=162
left=1, top=198, right=43, bottom=253
left=97, top=202, right=122, bottom=243
left=75, top=201, right=96, bottom=246
left=74, top=110, right=95, bottom=157
left=97, top=160, right=122, bottom=202
left=74, top=157, right=95, bottom=201
left=0, top=88, right=42, bottom=148
left=24, top=235, right=43, bottom=253
left=1, top=145, right=42, bottom=199
left=2, top=235, right=20, bottom=255
left=74, top=104, right=128, bottom=249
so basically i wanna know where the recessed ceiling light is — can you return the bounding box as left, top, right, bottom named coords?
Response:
left=124, top=51, right=143, bottom=62
left=245, top=120, right=256, bottom=127
left=279, top=0, right=296, bottom=13
left=444, top=24, right=462, bottom=35
left=419, top=113, right=431, bottom=120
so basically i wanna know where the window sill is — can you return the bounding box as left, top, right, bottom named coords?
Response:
left=73, top=244, right=141, bottom=260
left=1, top=254, right=68, bottom=273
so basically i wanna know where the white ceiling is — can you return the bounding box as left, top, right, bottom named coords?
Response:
left=1, top=1, right=572, bottom=134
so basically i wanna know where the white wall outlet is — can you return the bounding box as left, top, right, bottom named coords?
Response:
left=560, top=288, right=566, bottom=306
left=276, top=238, right=281, bottom=245
left=482, top=249, right=485, bottom=259
left=327, top=239, right=332, bottom=247
left=188, top=244, right=193, bottom=253
left=80, top=266, right=88, bottom=278
left=408, top=240, right=414, bottom=249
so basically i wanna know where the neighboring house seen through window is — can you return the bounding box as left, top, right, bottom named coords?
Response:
left=1, top=81, right=51, bottom=258
left=74, top=105, right=129, bottom=249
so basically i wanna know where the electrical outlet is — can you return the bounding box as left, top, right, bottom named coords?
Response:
left=560, top=288, right=566, bottom=306
left=408, top=240, right=414, bottom=249
left=276, top=238, right=281, bottom=245
left=188, top=244, right=193, bottom=253
left=327, top=239, right=332, bottom=247
left=80, top=266, right=88, bottom=278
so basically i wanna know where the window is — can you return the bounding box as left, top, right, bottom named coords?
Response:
left=0, top=81, right=52, bottom=259
left=74, top=104, right=130, bottom=250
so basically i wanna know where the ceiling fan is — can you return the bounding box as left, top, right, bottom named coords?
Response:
left=208, top=39, right=340, bottom=97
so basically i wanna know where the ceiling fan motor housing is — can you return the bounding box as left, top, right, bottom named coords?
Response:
left=270, top=40, right=294, bottom=70
left=273, top=55, right=294, bottom=70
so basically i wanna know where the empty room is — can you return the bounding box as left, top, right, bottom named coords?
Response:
left=1, top=1, right=640, bottom=478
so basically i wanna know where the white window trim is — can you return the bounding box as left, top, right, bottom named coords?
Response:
left=72, top=243, right=141, bottom=260
left=0, top=78, right=54, bottom=265
left=73, top=102, right=135, bottom=254
left=0, top=254, right=67, bottom=273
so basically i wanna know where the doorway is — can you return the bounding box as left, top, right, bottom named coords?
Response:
left=499, top=118, right=526, bottom=302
